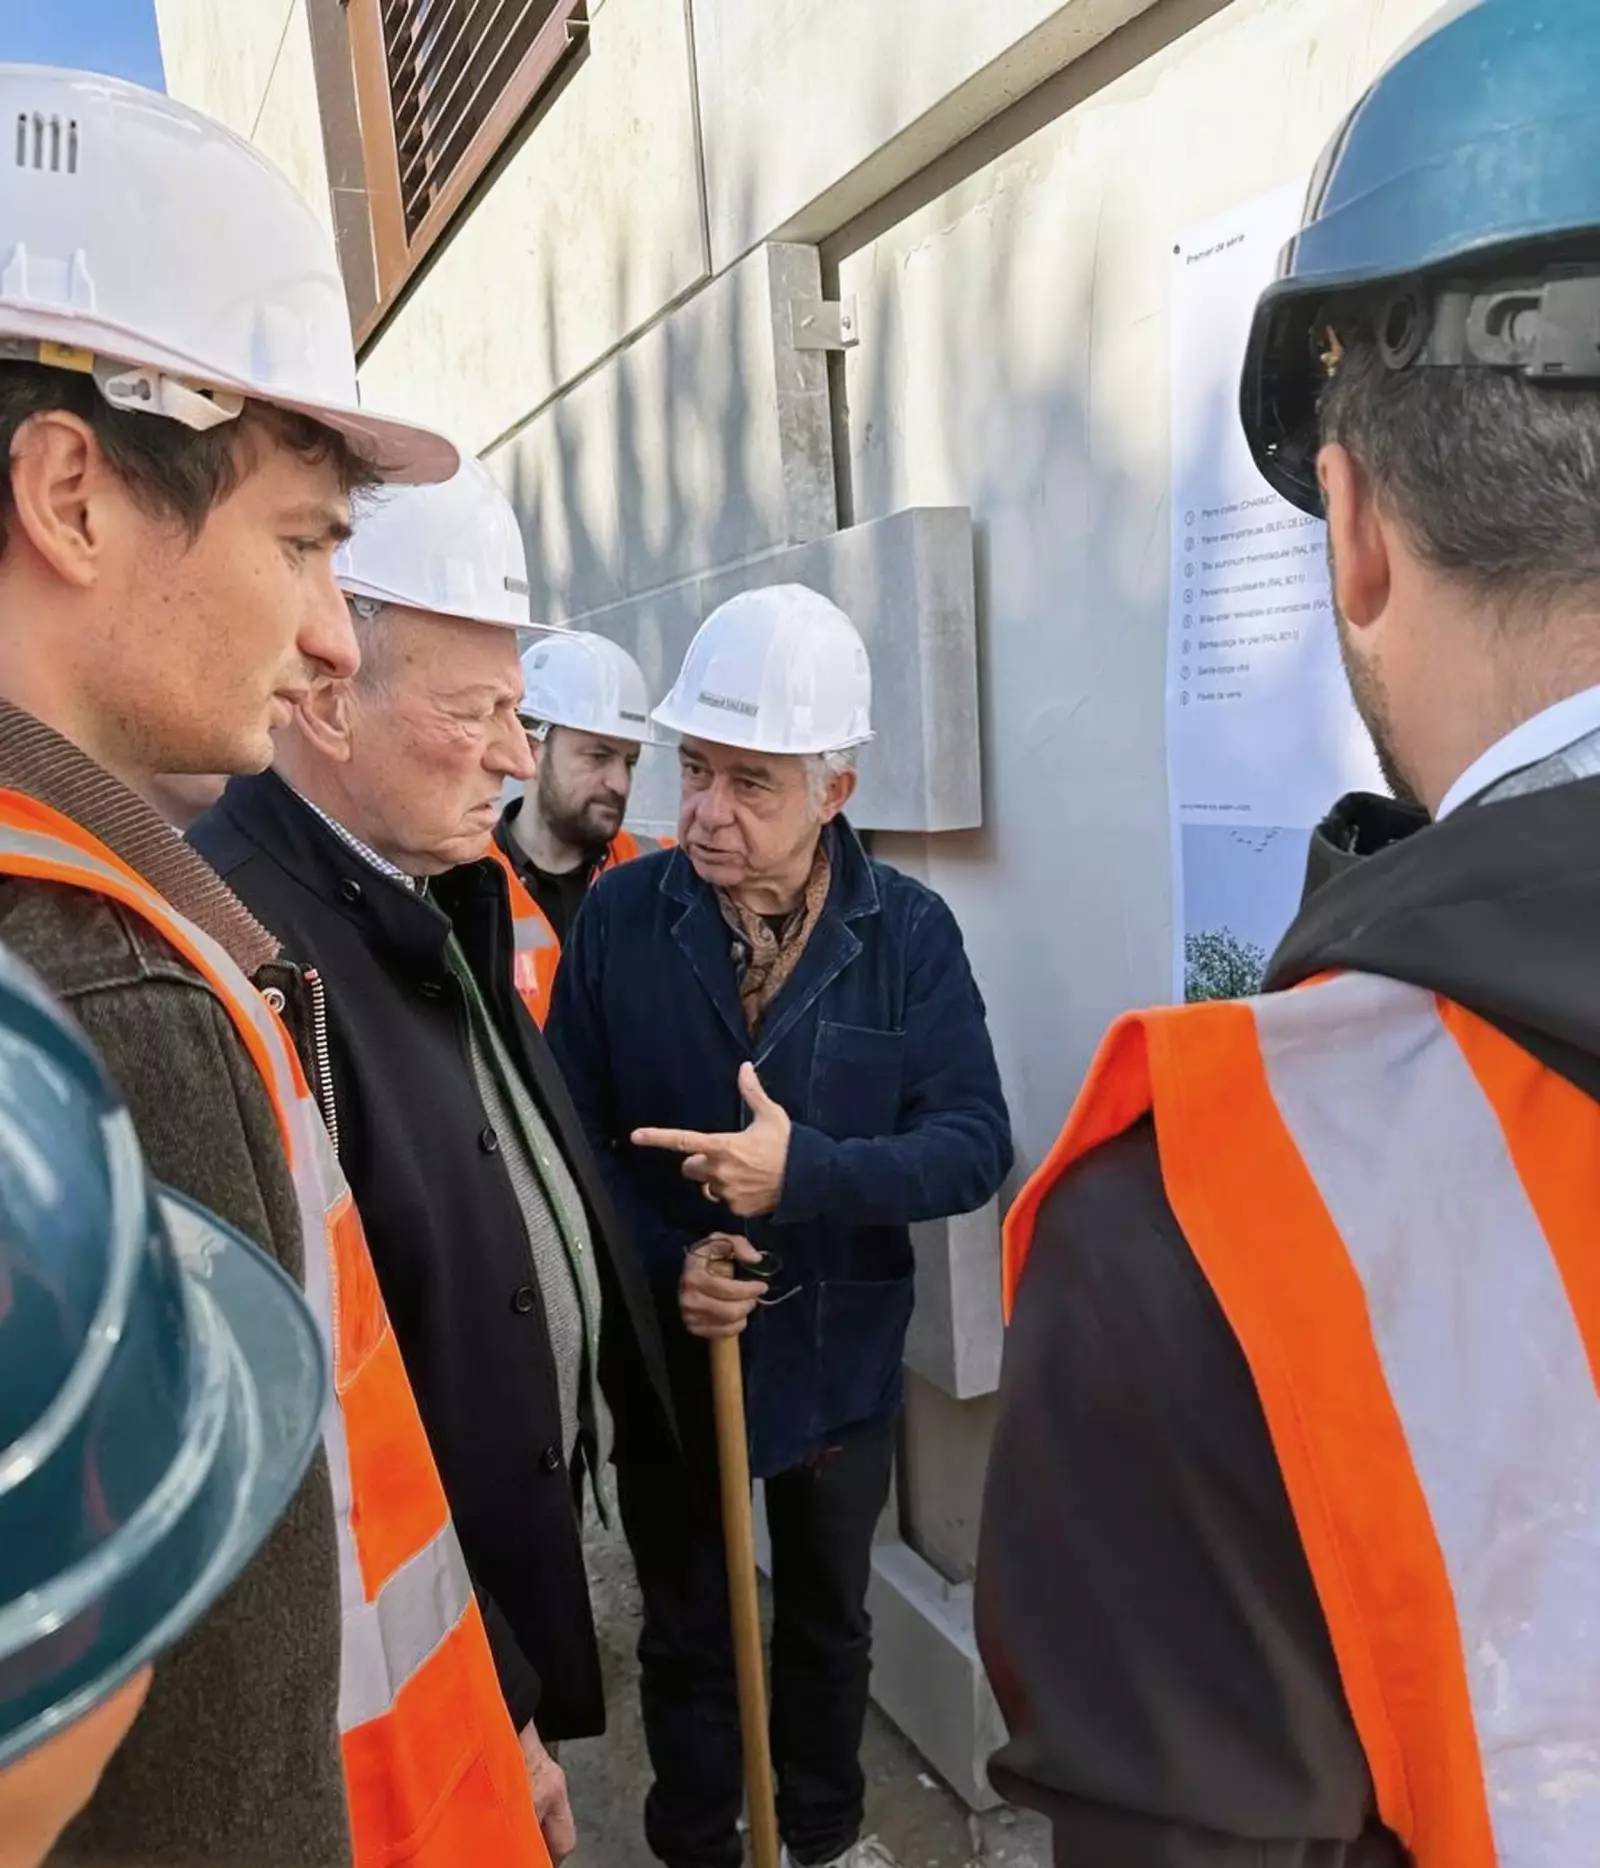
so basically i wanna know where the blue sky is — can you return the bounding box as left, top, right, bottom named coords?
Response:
left=0, top=0, right=164, bottom=89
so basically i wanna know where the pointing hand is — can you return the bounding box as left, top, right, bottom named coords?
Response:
left=633, top=1064, right=792, bottom=1219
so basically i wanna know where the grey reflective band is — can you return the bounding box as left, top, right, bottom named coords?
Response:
left=504, top=575, right=530, bottom=595
left=1255, top=974, right=1600, bottom=1857
left=511, top=912, right=558, bottom=953
left=338, top=1525, right=473, bottom=1731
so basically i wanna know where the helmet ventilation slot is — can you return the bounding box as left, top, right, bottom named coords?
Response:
left=15, top=112, right=78, bottom=174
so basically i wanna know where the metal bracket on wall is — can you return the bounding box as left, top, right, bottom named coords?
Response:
left=790, top=296, right=860, bottom=351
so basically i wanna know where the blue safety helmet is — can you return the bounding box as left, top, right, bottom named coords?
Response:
left=0, top=945, right=328, bottom=1768
left=1242, top=0, right=1600, bottom=514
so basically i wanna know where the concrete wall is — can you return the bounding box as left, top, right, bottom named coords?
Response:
left=154, top=0, right=333, bottom=235
left=359, top=0, right=709, bottom=457
left=156, top=0, right=1448, bottom=1802
left=484, top=241, right=837, bottom=631
left=690, top=0, right=1165, bottom=266
left=837, top=0, right=1443, bottom=1175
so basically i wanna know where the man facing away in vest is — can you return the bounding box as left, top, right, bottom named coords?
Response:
left=0, top=66, right=546, bottom=1868
left=492, top=630, right=672, bottom=1027
left=977, top=4, right=1600, bottom=1865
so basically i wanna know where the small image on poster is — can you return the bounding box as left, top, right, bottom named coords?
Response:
left=1168, top=185, right=1384, bottom=1000
left=1180, top=824, right=1312, bottom=1000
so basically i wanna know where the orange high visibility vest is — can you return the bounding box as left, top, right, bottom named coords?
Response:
left=489, top=825, right=673, bottom=1027
left=0, top=790, right=550, bottom=1868
left=1005, top=971, right=1600, bottom=1868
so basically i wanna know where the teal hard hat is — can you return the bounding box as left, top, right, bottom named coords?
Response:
left=0, top=945, right=328, bottom=1768
left=1242, top=0, right=1600, bottom=514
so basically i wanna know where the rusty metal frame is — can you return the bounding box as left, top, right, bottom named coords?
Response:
left=346, top=0, right=410, bottom=301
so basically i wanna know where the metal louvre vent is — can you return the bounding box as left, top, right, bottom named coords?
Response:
left=339, top=0, right=587, bottom=338
left=381, top=0, right=566, bottom=240
left=15, top=112, right=78, bottom=174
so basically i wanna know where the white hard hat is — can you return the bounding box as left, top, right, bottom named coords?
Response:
left=520, top=632, right=661, bottom=744
left=651, top=585, right=873, bottom=755
left=335, top=455, right=530, bottom=629
left=0, top=66, right=454, bottom=483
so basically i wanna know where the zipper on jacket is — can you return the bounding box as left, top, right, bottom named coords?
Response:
left=304, top=966, right=340, bottom=1155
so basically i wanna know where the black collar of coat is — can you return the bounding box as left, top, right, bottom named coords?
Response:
left=214, top=769, right=503, bottom=974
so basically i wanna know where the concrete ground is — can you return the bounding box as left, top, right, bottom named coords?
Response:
left=565, top=1514, right=1049, bottom=1868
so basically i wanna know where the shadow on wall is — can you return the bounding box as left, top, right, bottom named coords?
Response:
left=832, top=69, right=1182, bottom=1176
left=500, top=163, right=769, bottom=714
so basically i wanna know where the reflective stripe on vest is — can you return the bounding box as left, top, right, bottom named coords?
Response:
left=489, top=826, right=672, bottom=1028
left=1005, top=973, right=1600, bottom=1868
left=0, top=791, right=549, bottom=1868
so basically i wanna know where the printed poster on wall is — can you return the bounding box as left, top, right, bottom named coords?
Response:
left=1167, top=184, right=1384, bottom=1001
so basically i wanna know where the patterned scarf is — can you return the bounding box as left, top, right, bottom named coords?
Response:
left=717, top=839, right=832, bottom=1035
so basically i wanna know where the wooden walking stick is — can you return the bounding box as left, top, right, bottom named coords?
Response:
left=708, top=1253, right=782, bottom=1868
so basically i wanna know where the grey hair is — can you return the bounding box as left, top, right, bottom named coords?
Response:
left=1318, top=320, right=1600, bottom=612
left=802, top=747, right=858, bottom=814
left=345, top=596, right=402, bottom=695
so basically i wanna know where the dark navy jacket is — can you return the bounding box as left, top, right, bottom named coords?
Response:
left=546, top=817, right=1012, bottom=1478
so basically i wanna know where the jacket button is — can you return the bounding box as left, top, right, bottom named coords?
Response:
left=510, top=1284, right=537, bottom=1315
left=418, top=979, right=444, bottom=999
left=539, top=1445, right=562, bottom=1474
left=479, top=1126, right=499, bottom=1154
left=340, top=878, right=363, bottom=904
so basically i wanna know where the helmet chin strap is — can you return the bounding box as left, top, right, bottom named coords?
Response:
left=94, top=359, right=244, bottom=431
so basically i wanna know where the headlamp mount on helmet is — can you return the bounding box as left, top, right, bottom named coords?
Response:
left=1239, top=0, right=1600, bottom=514
left=1319, top=264, right=1600, bottom=387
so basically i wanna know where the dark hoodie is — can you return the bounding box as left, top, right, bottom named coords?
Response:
left=976, top=771, right=1600, bottom=1867
left=1298, top=790, right=1430, bottom=904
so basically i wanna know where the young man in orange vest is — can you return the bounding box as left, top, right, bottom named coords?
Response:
left=493, top=631, right=672, bottom=1025
left=0, top=67, right=546, bottom=1868
left=977, top=5, right=1600, bottom=1865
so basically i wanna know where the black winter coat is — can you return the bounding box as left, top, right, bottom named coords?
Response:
left=193, top=771, right=674, bottom=1741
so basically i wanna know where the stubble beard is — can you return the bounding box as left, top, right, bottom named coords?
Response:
left=537, top=757, right=620, bottom=857
left=1327, top=541, right=1424, bottom=811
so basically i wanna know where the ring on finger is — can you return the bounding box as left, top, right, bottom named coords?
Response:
left=701, top=1182, right=719, bottom=1204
